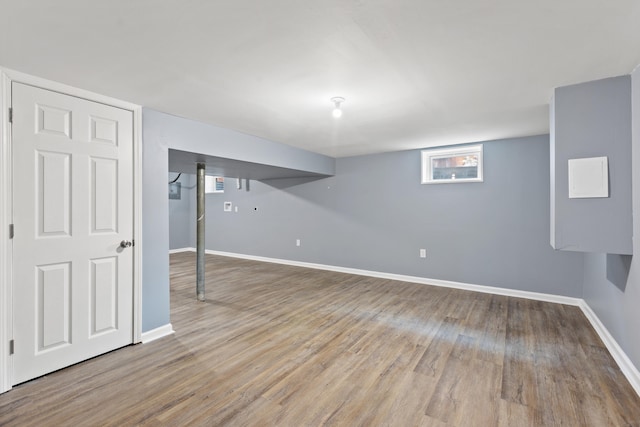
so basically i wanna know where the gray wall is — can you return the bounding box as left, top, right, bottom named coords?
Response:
left=582, top=67, right=640, bottom=371
left=169, top=173, right=194, bottom=250
left=182, top=136, right=584, bottom=297
left=142, top=108, right=335, bottom=332
left=551, top=76, right=633, bottom=254
left=142, top=129, right=171, bottom=332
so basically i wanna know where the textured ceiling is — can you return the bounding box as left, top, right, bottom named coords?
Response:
left=1, top=0, right=640, bottom=157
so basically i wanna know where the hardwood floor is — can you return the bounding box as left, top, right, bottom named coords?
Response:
left=1, top=252, right=639, bottom=426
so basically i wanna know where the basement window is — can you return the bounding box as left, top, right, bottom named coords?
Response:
left=421, top=144, right=483, bottom=184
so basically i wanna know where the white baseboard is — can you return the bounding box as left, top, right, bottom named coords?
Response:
left=169, top=247, right=195, bottom=254
left=204, top=249, right=582, bottom=306
left=579, top=301, right=640, bottom=397
left=141, top=323, right=175, bottom=344
left=171, top=248, right=640, bottom=397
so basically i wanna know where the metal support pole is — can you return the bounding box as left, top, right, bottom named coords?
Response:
left=196, top=163, right=206, bottom=301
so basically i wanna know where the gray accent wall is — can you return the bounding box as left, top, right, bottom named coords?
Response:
left=551, top=76, right=633, bottom=254
left=141, top=129, right=171, bottom=332
left=142, top=108, right=335, bottom=332
left=169, top=173, right=194, bottom=250
left=583, top=67, right=640, bottom=371
left=178, top=136, right=584, bottom=297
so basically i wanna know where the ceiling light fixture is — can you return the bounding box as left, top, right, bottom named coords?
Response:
left=331, top=97, right=345, bottom=118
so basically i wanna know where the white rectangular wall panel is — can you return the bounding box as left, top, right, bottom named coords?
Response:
left=568, top=157, right=609, bottom=199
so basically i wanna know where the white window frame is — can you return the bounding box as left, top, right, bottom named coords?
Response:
left=205, top=176, right=224, bottom=193
left=421, top=144, right=483, bottom=184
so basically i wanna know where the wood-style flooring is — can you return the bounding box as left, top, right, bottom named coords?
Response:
left=1, top=252, right=639, bottom=426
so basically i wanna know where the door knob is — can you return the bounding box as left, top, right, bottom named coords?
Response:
left=120, top=240, right=133, bottom=248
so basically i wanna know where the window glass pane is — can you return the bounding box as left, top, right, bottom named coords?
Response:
left=431, top=154, right=478, bottom=180
left=215, top=177, right=224, bottom=191
left=205, top=176, right=224, bottom=193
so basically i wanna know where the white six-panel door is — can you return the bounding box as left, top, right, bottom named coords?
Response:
left=11, top=82, right=134, bottom=384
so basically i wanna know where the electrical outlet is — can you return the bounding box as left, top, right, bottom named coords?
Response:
left=296, top=239, right=301, bottom=247
left=420, top=249, right=427, bottom=258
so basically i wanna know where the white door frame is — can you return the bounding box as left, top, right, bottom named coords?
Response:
left=0, top=67, right=143, bottom=393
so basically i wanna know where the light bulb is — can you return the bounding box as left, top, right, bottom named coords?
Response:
left=330, top=97, right=345, bottom=119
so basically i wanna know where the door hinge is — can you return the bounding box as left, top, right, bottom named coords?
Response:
left=9, top=224, right=14, bottom=239
left=8, top=107, right=12, bottom=123
left=9, top=340, right=14, bottom=355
